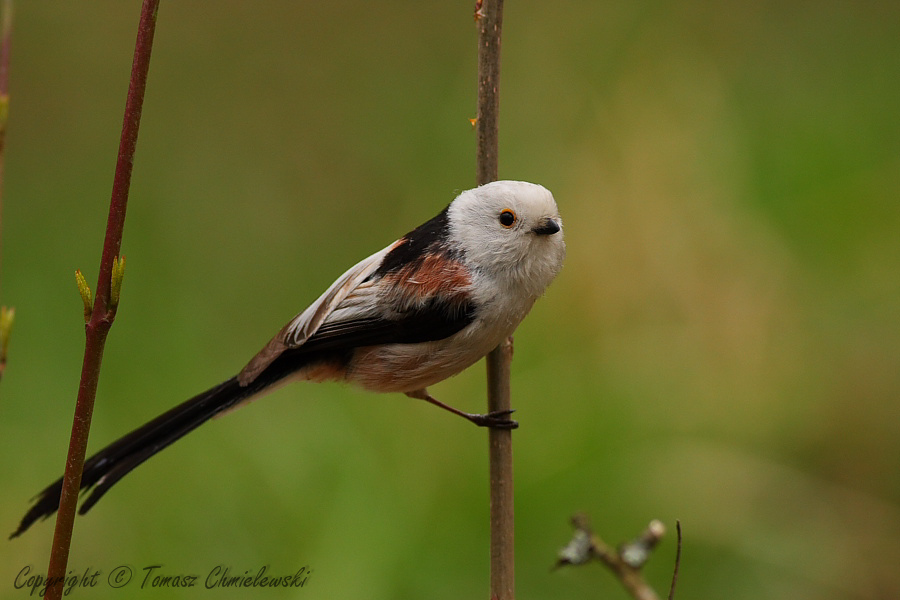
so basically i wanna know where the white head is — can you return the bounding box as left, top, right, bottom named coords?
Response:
left=447, top=180, right=565, bottom=298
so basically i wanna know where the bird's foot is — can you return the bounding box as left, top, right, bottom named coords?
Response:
left=464, top=409, right=518, bottom=430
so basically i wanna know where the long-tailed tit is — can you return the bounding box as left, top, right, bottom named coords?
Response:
left=11, top=180, right=565, bottom=537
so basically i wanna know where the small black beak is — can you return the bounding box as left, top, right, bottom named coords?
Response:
left=532, top=218, right=561, bottom=236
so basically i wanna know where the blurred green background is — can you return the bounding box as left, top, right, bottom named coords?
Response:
left=2, top=1, right=899, bottom=599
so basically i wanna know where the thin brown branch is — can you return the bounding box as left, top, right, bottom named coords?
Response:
left=0, top=0, right=13, bottom=383
left=667, top=520, right=682, bottom=600
left=556, top=513, right=670, bottom=600
left=43, top=2, right=159, bottom=599
left=475, top=0, right=503, bottom=187
left=475, top=1, right=513, bottom=599
left=486, top=336, right=514, bottom=600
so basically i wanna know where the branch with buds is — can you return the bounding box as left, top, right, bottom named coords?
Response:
left=43, top=3, right=158, bottom=599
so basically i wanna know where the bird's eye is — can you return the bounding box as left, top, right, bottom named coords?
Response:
left=498, top=209, right=517, bottom=228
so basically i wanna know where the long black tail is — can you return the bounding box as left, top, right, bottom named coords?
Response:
left=10, top=375, right=262, bottom=538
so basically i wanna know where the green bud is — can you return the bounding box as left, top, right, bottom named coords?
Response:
left=75, top=269, right=93, bottom=323
left=0, top=305, right=13, bottom=356
left=110, top=256, right=125, bottom=311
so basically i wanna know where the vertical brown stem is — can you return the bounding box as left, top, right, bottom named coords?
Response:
left=476, top=0, right=503, bottom=186
left=0, top=0, right=10, bottom=275
left=475, top=1, right=513, bottom=599
left=43, top=2, right=159, bottom=599
left=486, top=337, right=514, bottom=600
left=0, top=0, right=14, bottom=383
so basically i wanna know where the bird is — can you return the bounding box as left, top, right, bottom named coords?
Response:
left=11, top=180, right=565, bottom=538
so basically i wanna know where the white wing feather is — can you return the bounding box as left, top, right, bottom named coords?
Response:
left=236, top=242, right=397, bottom=385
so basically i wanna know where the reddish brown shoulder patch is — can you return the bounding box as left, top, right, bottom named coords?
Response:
left=389, top=252, right=472, bottom=303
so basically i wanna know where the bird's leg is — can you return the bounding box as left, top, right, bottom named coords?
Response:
left=405, top=389, right=518, bottom=429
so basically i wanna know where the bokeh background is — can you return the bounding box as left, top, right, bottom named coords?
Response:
left=2, top=2, right=899, bottom=599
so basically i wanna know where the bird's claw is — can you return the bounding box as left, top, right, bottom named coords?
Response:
left=469, top=409, right=519, bottom=429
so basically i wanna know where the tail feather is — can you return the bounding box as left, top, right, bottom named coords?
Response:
left=10, top=375, right=258, bottom=539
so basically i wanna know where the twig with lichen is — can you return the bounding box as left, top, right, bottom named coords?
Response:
left=555, top=513, right=682, bottom=600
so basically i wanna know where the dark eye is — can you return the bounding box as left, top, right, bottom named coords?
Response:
left=498, top=209, right=517, bottom=228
